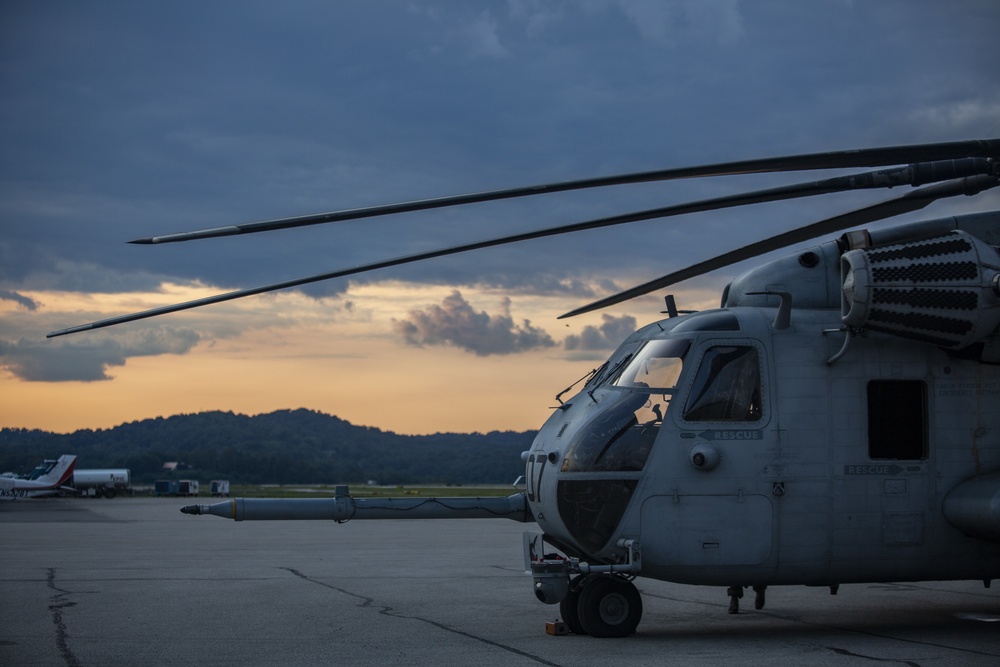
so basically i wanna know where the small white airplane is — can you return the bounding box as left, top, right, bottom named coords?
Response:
left=0, top=455, right=77, bottom=499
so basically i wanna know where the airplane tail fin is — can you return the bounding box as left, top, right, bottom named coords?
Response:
left=36, top=455, right=77, bottom=488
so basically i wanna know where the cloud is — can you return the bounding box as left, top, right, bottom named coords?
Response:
left=908, top=97, right=1000, bottom=134
left=564, top=313, right=637, bottom=351
left=4, top=1, right=998, bottom=309
left=466, top=11, right=509, bottom=58
left=508, top=0, right=564, bottom=36
left=393, top=290, right=555, bottom=355
left=0, top=327, right=200, bottom=382
left=599, top=0, right=744, bottom=45
left=0, top=290, right=39, bottom=311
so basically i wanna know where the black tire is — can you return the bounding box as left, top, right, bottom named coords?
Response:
left=559, top=576, right=588, bottom=635
left=577, top=575, right=642, bottom=638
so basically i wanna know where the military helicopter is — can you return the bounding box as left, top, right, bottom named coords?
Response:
left=49, top=138, right=1000, bottom=637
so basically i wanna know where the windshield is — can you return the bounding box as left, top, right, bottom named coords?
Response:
left=613, top=338, right=689, bottom=391
left=562, top=337, right=689, bottom=473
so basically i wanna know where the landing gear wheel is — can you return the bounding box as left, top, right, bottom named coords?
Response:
left=559, top=576, right=587, bottom=635
left=577, top=575, right=642, bottom=638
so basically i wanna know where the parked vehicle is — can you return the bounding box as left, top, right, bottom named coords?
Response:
left=154, top=479, right=199, bottom=497
left=209, top=480, right=230, bottom=497
left=73, top=469, right=131, bottom=498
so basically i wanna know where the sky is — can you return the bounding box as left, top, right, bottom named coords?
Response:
left=1, top=1, right=998, bottom=436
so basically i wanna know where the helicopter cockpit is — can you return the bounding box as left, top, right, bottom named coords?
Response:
left=531, top=308, right=767, bottom=557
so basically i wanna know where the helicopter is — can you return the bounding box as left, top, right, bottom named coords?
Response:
left=49, top=138, right=1000, bottom=637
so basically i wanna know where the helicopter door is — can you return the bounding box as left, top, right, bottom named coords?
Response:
left=640, top=340, right=775, bottom=572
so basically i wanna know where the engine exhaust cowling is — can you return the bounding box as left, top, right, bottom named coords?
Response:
left=840, top=231, right=1000, bottom=349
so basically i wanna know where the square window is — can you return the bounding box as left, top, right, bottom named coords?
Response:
left=867, top=380, right=927, bottom=460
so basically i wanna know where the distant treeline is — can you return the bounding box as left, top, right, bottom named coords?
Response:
left=0, top=409, right=536, bottom=485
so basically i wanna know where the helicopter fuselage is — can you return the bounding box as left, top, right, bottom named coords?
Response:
left=526, top=213, right=1000, bottom=589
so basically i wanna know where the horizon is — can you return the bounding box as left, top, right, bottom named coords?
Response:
left=1, top=405, right=541, bottom=437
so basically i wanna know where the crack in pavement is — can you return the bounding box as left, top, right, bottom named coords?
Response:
left=827, top=646, right=921, bottom=666
left=280, top=567, right=563, bottom=667
left=47, top=568, right=82, bottom=667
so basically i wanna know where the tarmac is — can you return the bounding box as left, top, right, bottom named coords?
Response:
left=1, top=497, right=998, bottom=666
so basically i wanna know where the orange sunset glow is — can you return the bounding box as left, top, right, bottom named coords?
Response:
left=1, top=279, right=722, bottom=435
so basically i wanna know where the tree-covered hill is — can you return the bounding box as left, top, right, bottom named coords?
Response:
left=0, top=409, right=536, bottom=485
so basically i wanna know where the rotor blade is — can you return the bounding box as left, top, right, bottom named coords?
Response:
left=129, top=139, right=1000, bottom=244
left=49, top=166, right=997, bottom=338
left=558, top=174, right=1000, bottom=319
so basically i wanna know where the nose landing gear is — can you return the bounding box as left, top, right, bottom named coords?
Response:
left=561, top=574, right=642, bottom=637
left=528, top=535, right=643, bottom=636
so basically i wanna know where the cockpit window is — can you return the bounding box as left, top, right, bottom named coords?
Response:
left=613, top=339, right=689, bottom=390
left=562, top=338, right=689, bottom=474
left=683, top=345, right=761, bottom=422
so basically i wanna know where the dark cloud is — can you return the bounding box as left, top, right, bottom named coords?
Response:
left=0, top=290, right=39, bottom=311
left=1, top=1, right=998, bottom=306
left=565, top=313, right=637, bottom=352
left=0, top=328, right=200, bottom=382
left=393, top=291, right=555, bottom=356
